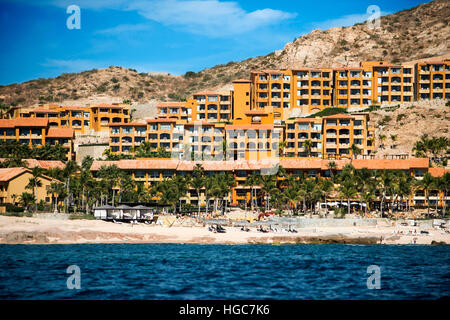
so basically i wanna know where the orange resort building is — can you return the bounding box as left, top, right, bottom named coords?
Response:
left=90, top=158, right=449, bottom=208
left=333, top=61, right=414, bottom=108
left=11, top=103, right=130, bottom=135
left=0, top=167, right=60, bottom=212
left=0, top=118, right=75, bottom=160
left=414, top=60, right=450, bottom=101
left=109, top=110, right=375, bottom=161
left=151, top=60, right=421, bottom=129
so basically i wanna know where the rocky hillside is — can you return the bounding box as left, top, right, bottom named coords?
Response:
left=368, top=99, right=450, bottom=159
left=0, top=0, right=448, bottom=109
left=277, top=0, right=450, bottom=68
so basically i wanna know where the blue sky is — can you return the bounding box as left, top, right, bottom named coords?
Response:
left=0, top=0, right=427, bottom=85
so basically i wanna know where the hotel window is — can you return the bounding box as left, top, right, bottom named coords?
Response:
left=160, top=124, right=171, bottom=131
left=135, top=171, right=145, bottom=179
left=415, top=170, right=424, bottom=177
left=136, top=128, right=146, bottom=135
left=149, top=171, right=159, bottom=179
left=298, top=123, right=309, bottom=130
left=162, top=171, right=173, bottom=178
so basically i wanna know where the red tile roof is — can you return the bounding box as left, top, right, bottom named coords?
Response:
left=428, top=167, right=449, bottom=177
left=0, top=167, right=28, bottom=181
left=0, top=118, right=48, bottom=127
left=90, top=159, right=179, bottom=171
left=89, top=158, right=430, bottom=172
left=0, top=159, right=66, bottom=170
left=46, top=128, right=74, bottom=138
left=0, top=167, right=60, bottom=182
left=351, top=158, right=429, bottom=170
left=0, top=120, right=15, bottom=128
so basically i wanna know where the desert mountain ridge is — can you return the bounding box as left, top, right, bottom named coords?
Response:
left=0, top=0, right=449, bottom=110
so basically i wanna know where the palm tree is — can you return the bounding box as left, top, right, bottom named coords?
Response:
left=339, top=179, right=358, bottom=216
left=191, top=164, right=205, bottom=216
left=350, top=143, right=361, bottom=160
left=26, top=167, right=43, bottom=212
left=260, top=175, right=277, bottom=211
left=327, top=161, right=337, bottom=181
left=417, top=172, right=435, bottom=216
left=244, top=172, right=259, bottom=211
left=47, top=181, right=65, bottom=213
left=375, top=170, right=394, bottom=218
left=303, top=139, right=313, bottom=158
left=379, top=134, right=387, bottom=149
left=19, top=192, right=35, bottom=212
left=221, top=173, right=235, bottom=214
left=0, top=103, right=11, bottom=119
left=172, top=175, right=188, bottom=214
left=435, top=172, right=450, bottom=217
left=278, top=140, right=287, bottom=157
left=360, top=191, right=375, bottom=217
left=390, top=134, right=398, bottom=149
left=97, top=164, right=121, bottom=207
left=81, top=156, right=94, bottom=172
left=319, top=178, right=334, bottom=215
left=63, top=160, right=79, bottom=212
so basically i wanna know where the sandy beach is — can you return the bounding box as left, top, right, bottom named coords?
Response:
left=0, top=215, right=449, bottom=245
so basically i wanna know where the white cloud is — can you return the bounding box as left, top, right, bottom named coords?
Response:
left=126, top=0, right=297, bottom=37
left=41, top=59, right=105, bottom=72
left=11, top=0, right=295, bottom=37
left=95, top=23, right=151, bottom=35
left=311, top=10, right=391, bottom=31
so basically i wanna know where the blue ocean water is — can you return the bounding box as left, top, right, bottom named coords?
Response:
left=0, top=244, right=449, bottom=300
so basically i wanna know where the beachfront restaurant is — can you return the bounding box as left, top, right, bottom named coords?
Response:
left=93, top=205, right=153, bottom=221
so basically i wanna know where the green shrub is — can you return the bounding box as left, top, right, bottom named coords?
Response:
left=307, top=107, right=347, bottom=118
left=396, top=114, right=407, bottom=122
left=184, top=71, right=198, bottom=79
left=5, top=203, right=25, bottom=213
left=0, top=211, right=32, bottom=218
left=69, top=214, right=96, bottom=220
